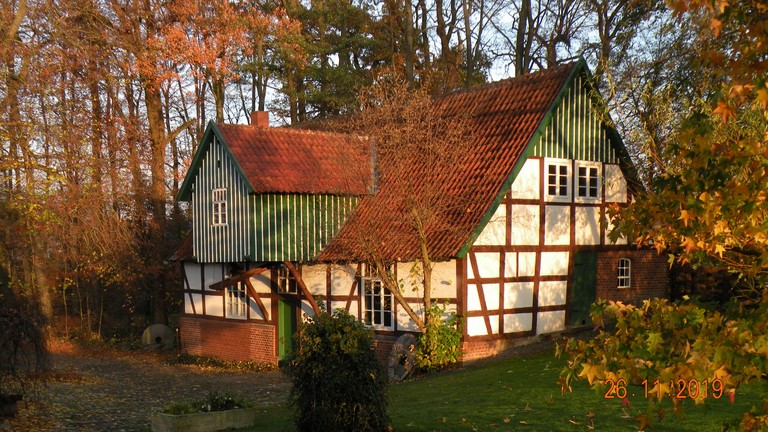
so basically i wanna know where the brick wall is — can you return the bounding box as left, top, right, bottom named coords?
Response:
left=596, top=249, right=669, bottom=305
left=179, top=316, right=278, bottom=365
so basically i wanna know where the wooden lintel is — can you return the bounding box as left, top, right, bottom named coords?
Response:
left=208, top=267, right=268, bottom=291
left=244, top=278, right=270, bottom=322
left=283, top=261, right=322, bottom=315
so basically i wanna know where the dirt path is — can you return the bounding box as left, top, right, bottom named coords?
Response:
left=1, top=345, right=291, bottom=432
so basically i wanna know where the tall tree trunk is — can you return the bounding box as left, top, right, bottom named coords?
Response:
left=403, top=0, right=415, bottom=87
left=515, top=0, right=531, bottom=76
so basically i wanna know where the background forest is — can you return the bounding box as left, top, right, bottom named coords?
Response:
left=0, top=0, right=730, bottom=339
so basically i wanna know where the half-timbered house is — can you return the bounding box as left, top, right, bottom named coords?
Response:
left=172, top=61, right=669, bottom=365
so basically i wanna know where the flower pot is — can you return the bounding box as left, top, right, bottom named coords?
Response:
left=150, top=407, right=257, bottom=432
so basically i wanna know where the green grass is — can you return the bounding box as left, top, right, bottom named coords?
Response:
left=244, top=350, right=768, bottom=431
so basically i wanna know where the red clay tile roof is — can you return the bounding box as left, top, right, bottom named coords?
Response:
left=217, top=125, right=373, bottom=195
left=168, top=232, right=193, bottom=262
left=318, top=62, right=577, bottom=261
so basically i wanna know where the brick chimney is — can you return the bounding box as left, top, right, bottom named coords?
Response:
left=251, top=111, right=269, bottom=127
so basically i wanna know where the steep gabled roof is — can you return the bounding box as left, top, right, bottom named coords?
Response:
left=318, top=62, right=585, bottom=262
left=178, top=122, right=373, bottom=201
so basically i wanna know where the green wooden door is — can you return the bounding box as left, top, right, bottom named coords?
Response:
left=569, top=252, right=597, bottom=326
left=278, top=299, right=298, bottom=360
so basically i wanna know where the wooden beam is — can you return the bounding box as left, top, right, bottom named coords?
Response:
left=208, top=267, right=268, bottom=291
left=283, top=261, right=322, bottom=316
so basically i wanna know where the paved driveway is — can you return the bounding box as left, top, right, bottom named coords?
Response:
left=1, top=346, right=290, bottom=431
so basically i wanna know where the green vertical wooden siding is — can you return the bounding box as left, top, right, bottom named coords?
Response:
left=531, top=75, right=620, bottom=163
left=251, top=193, right=359, bottom=261
left=192, top=136, right=251, bottom=263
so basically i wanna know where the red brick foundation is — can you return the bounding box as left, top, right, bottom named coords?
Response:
left=179, top=316, right=278, bottom=365
left=596, top=249, right=669, bottom=305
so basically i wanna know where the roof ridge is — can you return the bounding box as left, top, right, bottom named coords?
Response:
left=217, top=122, right=367, bottom=140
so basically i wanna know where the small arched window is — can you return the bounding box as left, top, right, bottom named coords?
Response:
left=617, top=258, right=631, bottom=289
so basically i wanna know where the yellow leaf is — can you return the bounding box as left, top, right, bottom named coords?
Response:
left=712, top=100, right=736, bottom=123
left=715, top=244, right=726, bottom=258
left=710, top=18, right=723, bottom=37
left=681, top=237, right=697, bottom=254
left=579, top=363, right=602, bottom=385
left=758, top=88, right=768, bottom=111
left=679, top=209, right=693, bottom=227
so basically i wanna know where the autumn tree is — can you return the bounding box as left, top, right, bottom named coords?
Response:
left=560, top=0, right=768, bottom=429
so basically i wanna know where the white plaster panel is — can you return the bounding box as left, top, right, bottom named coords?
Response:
left=605, top=164, right=627, bottom=203
left=538, top=281, right=567, bottom=306
left=331, top=264, right=357, bottom=296
left=518, top=253, right=537, bottom=277
left=545, top=205, right=571, bottom=245
left=431, top=260, right=457, bottom=299
left=184, top=263, right=202, bottom=290
left=504, top=313, right=533, bottom=333
left=540, top=252, right=569, bottom=276
left=205, top=294, right=223, bottom=317
left=504, top=253, right=517, bottom=278
left=483, top=283, right=501, bottom=310
left=474, top=252, right=500, bottom=278
left=261, top=297, right=272, bottom=318
left=250, top=273, right=272, bottom=294
left=467, top=316, right=488, bottom=336
left=302, top=265, right=327, bottom=296
left=536, top=310, right=566, bottom=334
left=203, top=264, right=224, bottom=291
left=300, top=301, right=316, bottom=319
left=510, top=158, right=540, bottom=200
left=475, top=204, right=507, bottom=246
left=399, top=261, right=424, bottom=298
left=575, top=207, right=601, bottom=245
left=467, top=284, right=482, bottom=311
left=187, top=293, right=203, bottom=314
left=604, top=216, right=628, bottom=245
left=503, top=282, right=534, bottom=309
left=249, top=298, right=265, bottom=320
left=510, top=205, right=540, bottom=245
left=397, top=302, right=424, bottom=332
left=346, top=300, right=359, bottom=319
left=489, top=314, right=500, bottom=334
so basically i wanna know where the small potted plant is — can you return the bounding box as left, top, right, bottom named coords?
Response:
left=151, top=391, right=257, bottom=432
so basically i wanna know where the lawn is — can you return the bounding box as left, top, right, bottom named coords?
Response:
left=247, top=349, right=768, bottom=431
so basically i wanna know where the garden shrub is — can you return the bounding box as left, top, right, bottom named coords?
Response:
left=415, top=304, right=462, bottom=372
left=284, top=310, right=389, bottom=432
left=0, top=302, right=49, bottom=397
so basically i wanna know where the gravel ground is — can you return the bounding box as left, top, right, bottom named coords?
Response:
left=0, top=343, right=291, bottom=432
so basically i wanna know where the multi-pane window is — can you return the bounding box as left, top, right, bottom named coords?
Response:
left=226, top=283, right=247, bottom=318
left=212, top=188, right=227, bottom=226
left=546, top=161, right=570, bottom=200
left=277, top=264, right=298, bottom=294
left=362, top=277, right=392, bottom=329
left=618, top=258, right=631, bottom=289
left=576, top=162, right=600, bottom=200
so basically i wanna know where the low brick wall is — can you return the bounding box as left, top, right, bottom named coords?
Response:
left=596, top=249, right=669, bottom=305
left=179, top=316, right=278, bottom=365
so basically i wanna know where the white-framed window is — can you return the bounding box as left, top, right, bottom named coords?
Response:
left=226, top=282, right=248, bottom=319
left=362, top=276, right=393, bottom=329
left=618, top=258, right=631, bottom=289
left=545, top=159, right=570, bottom=202
left=277, top=264, right=298, bottom=294
left=212, top=188, right=227, bottom=226
left=575, top=162, right=601, bottom=202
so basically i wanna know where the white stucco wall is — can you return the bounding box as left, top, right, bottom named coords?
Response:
left=510, top=158, right=541, bottom=199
